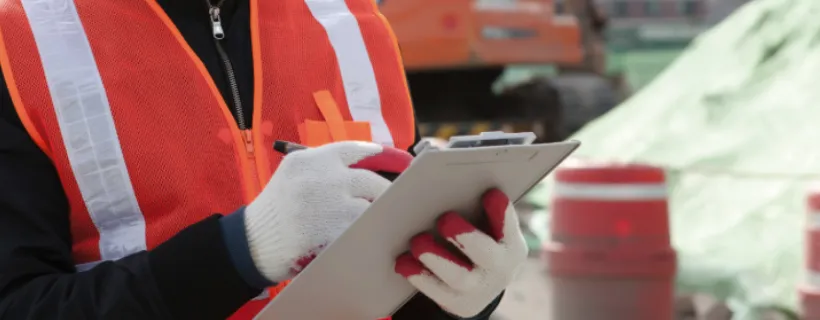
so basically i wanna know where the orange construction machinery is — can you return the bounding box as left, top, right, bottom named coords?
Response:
left=379, top=0, right=620, bottom=142
left=380, top=0, right=583, bottom=69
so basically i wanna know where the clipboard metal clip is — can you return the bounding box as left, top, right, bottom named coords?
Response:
left=413, top=131, right=537, bottom=155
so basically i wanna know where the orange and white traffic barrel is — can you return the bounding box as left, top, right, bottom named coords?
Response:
left=542, top=161, right=677, bottom=320
left=800, top=187, right=820, bottom=320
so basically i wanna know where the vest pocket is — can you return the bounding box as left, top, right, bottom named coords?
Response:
left=298, top=90, right=373, bottom=146
left=298, top=120, right=372, bottom=146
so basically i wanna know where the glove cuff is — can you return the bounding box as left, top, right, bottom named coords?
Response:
left=220, top=208, right=275, bottom=289
left=245, top=198, right=296, bottom=283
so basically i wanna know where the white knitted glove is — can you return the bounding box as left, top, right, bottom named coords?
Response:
left=245, top=141, right=413, bottom=283
left=394, top=189, right=527, bottom=318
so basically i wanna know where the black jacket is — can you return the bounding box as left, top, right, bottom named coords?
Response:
left=0, top=0, right=500, bottom=319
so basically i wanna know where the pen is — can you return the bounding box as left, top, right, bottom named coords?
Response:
left=273, top=140, right=308, bottom=155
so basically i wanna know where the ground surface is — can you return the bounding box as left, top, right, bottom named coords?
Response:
left=492, top=258, right=552, bottom=320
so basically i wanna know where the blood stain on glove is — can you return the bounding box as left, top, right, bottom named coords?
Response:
left=410, top=233, right=473, bottom=271
left=290, top=244, right=326, bottom=275
left=348, top=147, right=413, bottom=175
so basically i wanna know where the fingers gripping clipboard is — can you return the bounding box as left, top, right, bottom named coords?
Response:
left=255, top=132, right=580, bottom=320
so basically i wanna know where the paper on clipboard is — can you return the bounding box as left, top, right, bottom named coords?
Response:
left=255, top=140, right=580, bottom=320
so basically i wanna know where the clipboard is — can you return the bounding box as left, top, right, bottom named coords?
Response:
left=255, top=134, right=580, bottom=320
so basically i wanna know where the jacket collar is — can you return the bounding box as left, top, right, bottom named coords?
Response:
left=155, top=0, right=241, bottom=18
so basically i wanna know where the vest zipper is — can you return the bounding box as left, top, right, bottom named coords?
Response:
left=242, top=129, right=259, bottom=194
left=208, top=4, right=246, bottom=130
left=208, top=0, right=261, bottom=194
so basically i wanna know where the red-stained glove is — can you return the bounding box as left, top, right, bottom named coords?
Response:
left=394, top=189, right=527, bottom=318
left=246, top=141, right=413, bottom=283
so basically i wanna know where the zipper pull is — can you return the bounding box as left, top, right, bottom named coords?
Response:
left=242, top=129, right=255, bottom=155
left=209, top=7, right=225, bottom=40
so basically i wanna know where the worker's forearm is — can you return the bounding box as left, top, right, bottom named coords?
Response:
left=0, top=216, right=260, bottom=320
left=150, top=215, right=263, bottom=318
left=393, top=292, right=503, bottom=320
left=220, top=207, right=275, bottom=288
left=0, top=252, right=172, bottom=319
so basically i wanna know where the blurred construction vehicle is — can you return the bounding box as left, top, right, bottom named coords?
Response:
left=379, top=0, right=624, bottom=142
left=551, top=0, right=628, bottom=135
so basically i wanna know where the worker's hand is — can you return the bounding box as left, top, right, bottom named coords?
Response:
left=394, top=189, right=527, bottom=318
left=245, top=141, right=412, bottom=283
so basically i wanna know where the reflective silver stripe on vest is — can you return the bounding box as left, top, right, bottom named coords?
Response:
left=75, top=260, right=100, bottom=272
left=21, top=0, right=146, bottom=261
left=304, top=0, right=395, bottom=147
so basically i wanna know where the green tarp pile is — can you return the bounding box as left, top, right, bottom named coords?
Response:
left=524, top=0, right=820, bottom=318
left=606, top=49, right=685, bottom=90
left=498, top=48, right=686, bottom=92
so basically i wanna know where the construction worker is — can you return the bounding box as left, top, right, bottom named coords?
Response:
left=0, top=0, right=528, bottom=319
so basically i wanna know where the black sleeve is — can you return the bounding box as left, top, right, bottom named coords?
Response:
left=0, top=69, right=259, bottom=319
left=393, top=292, right=503, bottom=320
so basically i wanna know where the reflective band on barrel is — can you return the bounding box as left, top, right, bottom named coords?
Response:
left=21, top=0, right=146, bottom=261
left=554, top=182, right=668, bottom=200
left=809, top=271, right=820, bottom=288
left=809, top=211, right=820, bottom=229
left=304, top=0, right=395, bottom=147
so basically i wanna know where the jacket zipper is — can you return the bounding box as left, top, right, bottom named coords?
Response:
left=208, top=1, right=261, bottom=194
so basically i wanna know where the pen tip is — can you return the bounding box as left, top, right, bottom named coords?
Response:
left=273, top=140, right=287, bottom=154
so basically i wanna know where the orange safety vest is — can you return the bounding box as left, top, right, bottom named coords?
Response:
left=0, top=0, right=414, bottom=319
